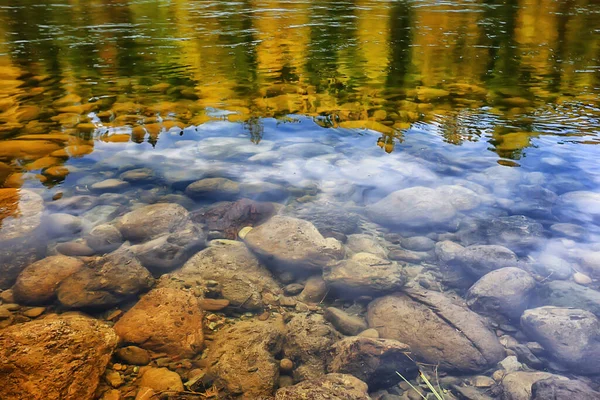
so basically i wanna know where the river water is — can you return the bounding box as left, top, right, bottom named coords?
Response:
left=1, top=1, right=600, bottom=399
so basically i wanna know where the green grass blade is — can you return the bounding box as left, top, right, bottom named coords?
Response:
left=395, top=371, right=427, bottom=400
left=419, top=371, right=445, bottom=400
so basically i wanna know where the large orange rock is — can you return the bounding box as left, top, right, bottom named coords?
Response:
left=0, top=314, right=118, bottom=400
left=114, top=288, right=204, bottom=357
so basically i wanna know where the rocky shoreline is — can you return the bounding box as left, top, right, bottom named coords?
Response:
left=1, top=169, right=600, bottom=400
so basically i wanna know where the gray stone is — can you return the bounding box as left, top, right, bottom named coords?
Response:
left=532, top=254, right=573, bottom=280
left=185, top=177, right=240, bottom=200
left=297, top=275, right=328, bottom=303
left=116, top=203, right=191, bottom=243
left=244, top=216, right=345, bottom=273
left=502, top=371, right=567, bottom=400
left=531, top=378, right=600, bottom=400
left=485, top=215, right=544, bottom=252
left=346, top=234, right=388, bottom=258
left=84, top=224, right=124, bottom=254
left=535, top=280, right=600, bottom=316
left=90, top=179, right=130, bottom=193
left=119, top=168, right=155, bottom=182
left=324, top=307, right=368, bottom=336
left=466, top=267, right=536, bottom=320
left=435, top=240, right=465, bottom=263
left=367, top=287, right=504, bottom=373
left=42, top=213, right=82, bottom=236
left=324, top=252, right=405, bottom=296
left=453, top=245, right=518, bottom=277
left=401, top=236, right=435, bottom=252
left=57, top=247, right=155, bottom=309
left=521, top=307, right=600, bottom=374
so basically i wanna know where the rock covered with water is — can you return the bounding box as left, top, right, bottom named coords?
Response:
left=169, top=239, right=280, bottom=310
left=13, top=255, right=84, bottom=304
left=366, top=185, right=480, bottom=230
left=367, top=287, right=504, bottom=372
left=452, top=244, right=519, bottom=277
left=274, top=373, right=370, bottom=400
left=129, top=222, right=206, bottom=272
left=327, top=336, right=417, bottom=389
left=0, top=313, right=118, bottom=400
left=283, top=313, right=341, bottom=381
left=206, top=316, right=285, bottom=398
left=0, top=189, right=46, bottom=289
left=521, top=306, right=600, bottom=374
left=535, top=280, right=600, bottom=316
left=84, top=223, right=123, bottom=254
left=115, top=203, right=191, bottom=243
left=323, top=307, right=368, bottom=336
left=185, top=177, right=240, bottom=200
left=501, top=371, right=568, bottom=400
left=57, top=247, right=154, bottom=309
left=192, top=198, right=276, bottom=239
left=323, top=252, right=406, bottom=296
left=485, top=215, right=545, bottom=253
left=114, top=287, right=204, bottom=357
left=531, top=377, right=600, bottom=400
left=244, top=215, right=345, bottom=273
left=466, top=267, right=536, bottom=320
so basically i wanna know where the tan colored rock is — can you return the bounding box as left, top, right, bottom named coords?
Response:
left=13, top=255, right=84, bottom=304
left=0, top=314, right=118, bottom=400
left=367, top=287, right=504, bottom=373
left=275, top=373, right=370, bottom=400
left=244, top=216, right=345, bottom=272
left=502, top=371, right=567, bottom=400
left=114, top=288, right=203, bottom=358
left=207, top=317, right=285, bottom=398
left=328, top=337, right=417, bottom=389
left=138, top=368, right=184, bottom=392
left=116, top=203, right=191, bottom=242
left=57, top=247, right=154, bottom=309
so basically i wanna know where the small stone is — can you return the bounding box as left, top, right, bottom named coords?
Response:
left=324, top=307, right=367, bottom=336
left=105, top=370, right=124, bottom=388
left=113, top=363, right=124, bottom=371
left=574, top=272, right=592, bottom=285
left=0, top=289, right=15, bottom=303
left=238, top=226, right=253, bottom=239
left=139, top=367, right=184, bottom=392
left=3, top=303, right=19, bottom=311
left=90, top=179, right=130, bottom=193
left=106, top=310, right=123, bottom=321
left=279, top=296, right=297, bottom=307
left=55, top=241, right=95, bottom=256
left=0, top=307, right=12, bottom=319
left=295, top=302, right=310, bottom=312
left=498, top=356, right=522, bottom=373
left=358, top=328, right=380, bottom=338
left=116, top=346, right=151, bottom=365
left=22, top=307, right=45, bottom=318
left=284, top=283, right=305, bottom=296
left=258, top=311, right=270, bottom=321
left=472, top=376, right=495, bottom=388
left=102, top=389, right=121, bottom=400
left=492, top=370, right=505, bottom=382
left=198, top=298, right=230, bottom=311
left=280, top=358, right=294, bottom=372
left=278, top=375, right=294, bottom=388
left=297, top=275, right=328, bottom=303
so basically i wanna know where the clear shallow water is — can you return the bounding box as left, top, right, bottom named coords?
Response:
left=1, top=0, right=600, bottom=399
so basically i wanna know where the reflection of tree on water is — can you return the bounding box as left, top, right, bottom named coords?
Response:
left=244, top=117, right=264, bottom=144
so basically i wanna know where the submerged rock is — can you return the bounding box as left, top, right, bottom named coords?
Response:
left=116, top=203, right=191, bottom=243
left=0, top=314, right=118, bottom=400
left=521, top=307, right=600, bottom=374
left=129, top=222, right=206, bottom=272
left=328, top=337, right=417, bottom=389
left=323, top=252, right=406, bottom=296
left=367, top=287, right=504, bottom=373
left=57, top=247, right=154, bottom=309
left=366, top=186, right=458, bottom=229
left=274, top=373, right=370, bottom=400
left=531, top=378, right=600, bottom=400
left=283, top=313, right=341, bottom=381
left=502, top=371, right=568, bottom=400
left=192, top=198, right=276, bottom=239
left=138, top=367, right=184, bottom=392
left=114, top=288, right=203, bottom=358
left=13, top=255, right=84, bottom=304
left=452, top=244, right=519, bottom=277
left=84, top=224, right=124, bottom=254
left=535, top=280, right=600, bottom=316
left=171, top=240, right=279, bottom=310
left=207, top=317, right=285, bottom=398
left=244, top=215, right=345, bottom=273
left=185, top=177, right=240, bottom=200
left=466, top=267, right=536, bottom=320
left=345, top=234, right=388, bottom=258
left=324, top=307, right=368, bottom=336
left=485, top=215, right=544, bottom=253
